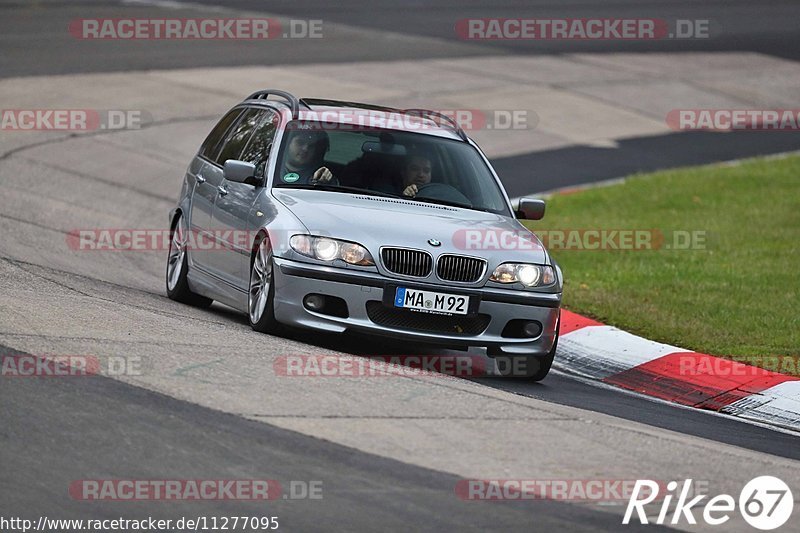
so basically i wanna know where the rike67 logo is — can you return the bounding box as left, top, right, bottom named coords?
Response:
left=624, top=477, right=794, bottom=530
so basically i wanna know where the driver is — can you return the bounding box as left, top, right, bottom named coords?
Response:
left=400, top=153, right=432, bottom=198
left=279, top=129, right=337, bottom=185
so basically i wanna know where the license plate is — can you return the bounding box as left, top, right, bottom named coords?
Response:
left=394, top=287, right=469, bottom=315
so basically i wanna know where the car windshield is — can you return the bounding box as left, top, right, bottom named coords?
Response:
left=273, top=120, right=512, bottom=216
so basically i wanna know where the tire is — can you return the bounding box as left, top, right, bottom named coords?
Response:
left=248, top=237, right=283, bottom=334
left=166, top=213, right=213, bottom=308
left=526, top=333, right=557, bottom=382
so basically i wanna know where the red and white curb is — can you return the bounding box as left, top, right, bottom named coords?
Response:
left=555, top=310, right=800, bottom=432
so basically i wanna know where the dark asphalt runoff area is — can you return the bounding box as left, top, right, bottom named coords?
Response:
left=0, top=347, right=670, bottom=533
left=497, top=129, right=800, bottom=197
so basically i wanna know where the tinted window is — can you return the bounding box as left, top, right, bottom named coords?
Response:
left=199, top=109, right=243, bottom=161
left=240, top=110, right=279, bottom=178
left=216, top=108, right=267, bottom=166
left=274, top=121, right=511, bottom=216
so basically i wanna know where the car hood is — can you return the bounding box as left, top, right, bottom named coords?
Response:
left=272, top=189, right=549, bottom=264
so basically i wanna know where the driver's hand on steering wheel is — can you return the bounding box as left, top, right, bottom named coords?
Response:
left=402, top=184, right=418, bottom=198
left=311, top=167, right=335, bottom=184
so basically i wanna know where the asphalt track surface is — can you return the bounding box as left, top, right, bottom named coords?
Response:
left=1, top=1, right=799, bottom=532
left=1, top=345, right=666, bottom=532
left=3, top=0, right=800, bottom=189
left=3, top=0, right=800, bottom=77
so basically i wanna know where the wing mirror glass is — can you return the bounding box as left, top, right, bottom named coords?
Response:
left=516, top=198, right=546, bottom=220
left=223, top=159, right=257, bottom=184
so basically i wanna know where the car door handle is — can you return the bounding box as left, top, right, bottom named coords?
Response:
left=217, top=185, right=228, bottom=196
left=196, top=174, right=206, bottom=184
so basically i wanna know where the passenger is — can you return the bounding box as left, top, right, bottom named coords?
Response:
left=279, top=129, right=337, bottom=185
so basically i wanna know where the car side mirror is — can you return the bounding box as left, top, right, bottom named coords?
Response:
left=223, top=160, right=257, bottom=184
left=516, top=198, right=546, bottom=220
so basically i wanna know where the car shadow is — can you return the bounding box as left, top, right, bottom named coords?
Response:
left=199, top=297, right=548, bottom=382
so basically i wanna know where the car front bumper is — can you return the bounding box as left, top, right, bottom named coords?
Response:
left=272, top=257, right=560, bottom=356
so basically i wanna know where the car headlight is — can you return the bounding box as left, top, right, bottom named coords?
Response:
left=314, top=238, right=339, bottom=261
left=490, top=263, right=555, bottom=287
left=290, top=235, right=375, bottom=266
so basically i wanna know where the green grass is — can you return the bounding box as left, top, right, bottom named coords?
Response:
left=523, top=154, right=800, bottom=369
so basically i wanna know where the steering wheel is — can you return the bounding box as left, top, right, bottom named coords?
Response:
left=414, top=182, right=473, bottom=207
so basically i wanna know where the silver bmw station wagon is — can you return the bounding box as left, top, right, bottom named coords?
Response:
left=167, top=90, right=562, bottom=380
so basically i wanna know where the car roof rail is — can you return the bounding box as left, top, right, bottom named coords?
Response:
left=402, top=108, right=468, bottom=141
left=299, top=98, right=399, bottom=114
left=244, top=89, right=309, bottom=119
left=299, top=98, right=469, bottom=142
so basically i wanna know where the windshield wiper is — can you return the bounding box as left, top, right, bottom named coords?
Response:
left=276, top=183, right=403, bottom=199
left=277, top=183, right=497, bottom=213
left=411, top=196, right=474, bottom=210
left=411, top=196, right=499, bottom=214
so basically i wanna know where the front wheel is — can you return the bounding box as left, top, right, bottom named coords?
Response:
left=248, top=237, right=283, bottom=334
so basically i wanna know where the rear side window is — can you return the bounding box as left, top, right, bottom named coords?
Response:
left=199, top=109, right=243, bottom=161
left=215, top=108, right=268, bottom=166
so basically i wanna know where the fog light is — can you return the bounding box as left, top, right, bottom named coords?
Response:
left=304, top=294, right=325, bottom=310
left=522, top=321, right=543, bottom=337
left=501, top=319, right=543, bottom=338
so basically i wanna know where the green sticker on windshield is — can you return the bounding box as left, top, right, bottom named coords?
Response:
left=283, top=172, right=300, bottom=183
